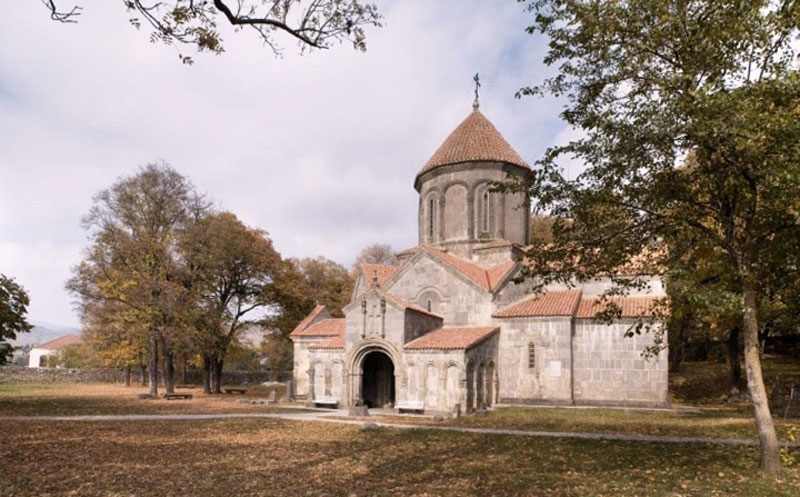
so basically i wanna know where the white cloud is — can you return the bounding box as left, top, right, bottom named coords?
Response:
left=0, top=0, right=565, bottom=326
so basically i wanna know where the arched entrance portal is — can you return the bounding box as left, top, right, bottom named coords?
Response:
left=361, top=351, right=395, bottom=408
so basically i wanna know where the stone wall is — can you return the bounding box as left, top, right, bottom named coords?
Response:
left=389, top=254, right=494, bottom=325
left=0, top=365, right=138, bottom=384
left=0, top=365, right=288, bottom=385
left=416, top=161, right=531, bottom=254
left=573, top=319, right=668, bottom=407
left=494, top=317, right=573, bottom=404
left=401, top=349, right=464, bottom=414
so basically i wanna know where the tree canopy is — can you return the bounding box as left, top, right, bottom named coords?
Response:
left=354, top=243, right=398, bottom=267
left=518, top=0, right=800, bottom=475
left=42, top=0, right=382, bottom=63
left=0, top=274, right=33, bottom=365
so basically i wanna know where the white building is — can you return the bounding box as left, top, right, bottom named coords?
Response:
left=28, top=335, right=82, bottom=368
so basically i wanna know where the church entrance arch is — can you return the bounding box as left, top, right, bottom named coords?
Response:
left=361, top=350, right=395, bottom=408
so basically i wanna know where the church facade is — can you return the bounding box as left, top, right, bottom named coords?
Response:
left=290, top=105, right=668, bottom=414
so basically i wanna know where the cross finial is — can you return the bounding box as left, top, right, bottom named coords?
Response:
left=472, top=72, right=481, bottom=111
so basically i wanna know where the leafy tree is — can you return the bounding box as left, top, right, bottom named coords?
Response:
left=529, top=215, right=556, bottom=244
left=0, top=274, right=33, bottom=365
left=518, top=0, right=800, bottom=475
left=294, top=257, right=353, bottom=317
left=354, top=243, right=398, bottom=267
left=80, top=300, right=150, bottom=386
left=181, top=211, right=281, bottom=393
left=54, top=342, right=103, bottom=369
left=67, top=163, right=207, bottom=396
left=42, top=0, right=382, bottom=64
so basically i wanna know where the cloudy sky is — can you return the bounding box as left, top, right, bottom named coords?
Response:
left=0, top=1, right=573, bottom=328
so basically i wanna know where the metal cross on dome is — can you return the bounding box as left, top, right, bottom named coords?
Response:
left=473, top=73, right=481, bottom=111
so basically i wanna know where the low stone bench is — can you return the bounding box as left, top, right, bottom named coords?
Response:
left=164, top=393, right=193, bottom=400
left=314, top=397, right=339, bottom=408
left=223, top=388, right=247, bottom=395
left=396, top=400, right=424, bottom=413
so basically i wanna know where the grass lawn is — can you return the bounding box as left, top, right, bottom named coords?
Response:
left=2, top=417, right=799, bottom=497
left=372, top=405, right=800, bottom=442
left=0, top=383, right=308, bottom=416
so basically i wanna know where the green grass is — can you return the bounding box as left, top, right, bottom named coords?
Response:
left=1, top=418, right=798, bottom=497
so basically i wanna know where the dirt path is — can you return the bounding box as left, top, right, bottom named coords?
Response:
left=4, top=410, right=800, bottom=448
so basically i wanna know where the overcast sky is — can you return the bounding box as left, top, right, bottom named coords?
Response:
left=0, top=1, right=575, bottom=328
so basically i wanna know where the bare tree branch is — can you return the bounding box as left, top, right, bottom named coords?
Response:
left=42, top=0, right=82, bottom=23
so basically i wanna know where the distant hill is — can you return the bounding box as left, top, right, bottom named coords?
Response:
left=7, top=321, right=80, bottom=348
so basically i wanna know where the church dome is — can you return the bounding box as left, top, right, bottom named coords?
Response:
left=416, top=109, right=528, bottom=186
left=414, top=107, right=532, bottom=258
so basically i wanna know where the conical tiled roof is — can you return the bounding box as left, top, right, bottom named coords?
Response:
left=418, top=110, right=528, bottom=178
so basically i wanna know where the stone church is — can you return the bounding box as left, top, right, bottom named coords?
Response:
left=290, top=103, right=668, bottom=415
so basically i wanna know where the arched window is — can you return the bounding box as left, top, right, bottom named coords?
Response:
left=481, top=190, right=490, bottom=233
left=475, top=184, right=493, bottom=237
left=428, top=197, right=436, bottom=242
left=417, top=289, right=443, bottom=317
left=528, top=343, right=536, bottom=370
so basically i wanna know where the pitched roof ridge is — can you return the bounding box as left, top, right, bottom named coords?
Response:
left=289, top=304, right=330, bottom=337
left=421, top=245, right=491, bottom=291
left=404, top=325, right=499, bottom=351
left=493, top=289, right=583, bottom=318
left=383, top=291, right=443, bottom=319
left=417, top=110, right=529, bottom=180
left=38, top=334, right=82, bottom=350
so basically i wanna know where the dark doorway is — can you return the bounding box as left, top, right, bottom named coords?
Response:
left=361, top=351, right=395, bottom=408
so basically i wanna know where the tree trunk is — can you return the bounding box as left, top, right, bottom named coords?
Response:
left=727, top=326, right=744, bottom=392
left=741, top=280, right=781, bottom=475
left=140, top=363, right=147, bottom=386
left=124, top=366, right=132, bottom=387
left=182, top=356, right=188, bottom=385
left=669, top=311, right=690, bottom=373
left=202, top=356, right=212, bottom=394
left=213, top=358, right=224, bottom=394
left=164, top=349, right=176, bottom=395
left=148, top=331, right=159, bottom=397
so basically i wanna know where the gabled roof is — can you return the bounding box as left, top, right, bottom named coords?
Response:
left=37, top=334, right=82, bottom=350
left=308, top=334, right=345, bottom=350
left=576, top=296, right=660, bottom=319
left=357, top=263, right=399, bottom=288
left=289, top=305, right=327, bottom=336
left=417, top=110, right=528, bottom=181
left=493, top=290, right=583, bottom=318
left=405, top=326, right=499, bottom=351
left=400, top=245, right=516, bottom=293
left=382, top=292, right=443, bottom=319
left=493, top=291, right=660, bottom=319
left=293, top=318, right=345, bottom=338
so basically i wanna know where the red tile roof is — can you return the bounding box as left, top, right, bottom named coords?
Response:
left=405, top=326, right=499, bottom=351
left=37, top=334, right=82, bottom=350
left=493, top=290, right=583, bottom=318
left=289, top=304, right=328, bottom=337
left=418, top=110, right=528, bottom=178
left=576, top=297, right=660, bottom=319
left=296, top=318, right=346, bottom=337
left=358, top=263, right=399, bottom=288
left=383, top=292, right=443, bottom=319
left=417, top=245, right=516, bottom=293
left=308, top=334, right=345, bottom=350
left=486, top=260, right=517, bottom=290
